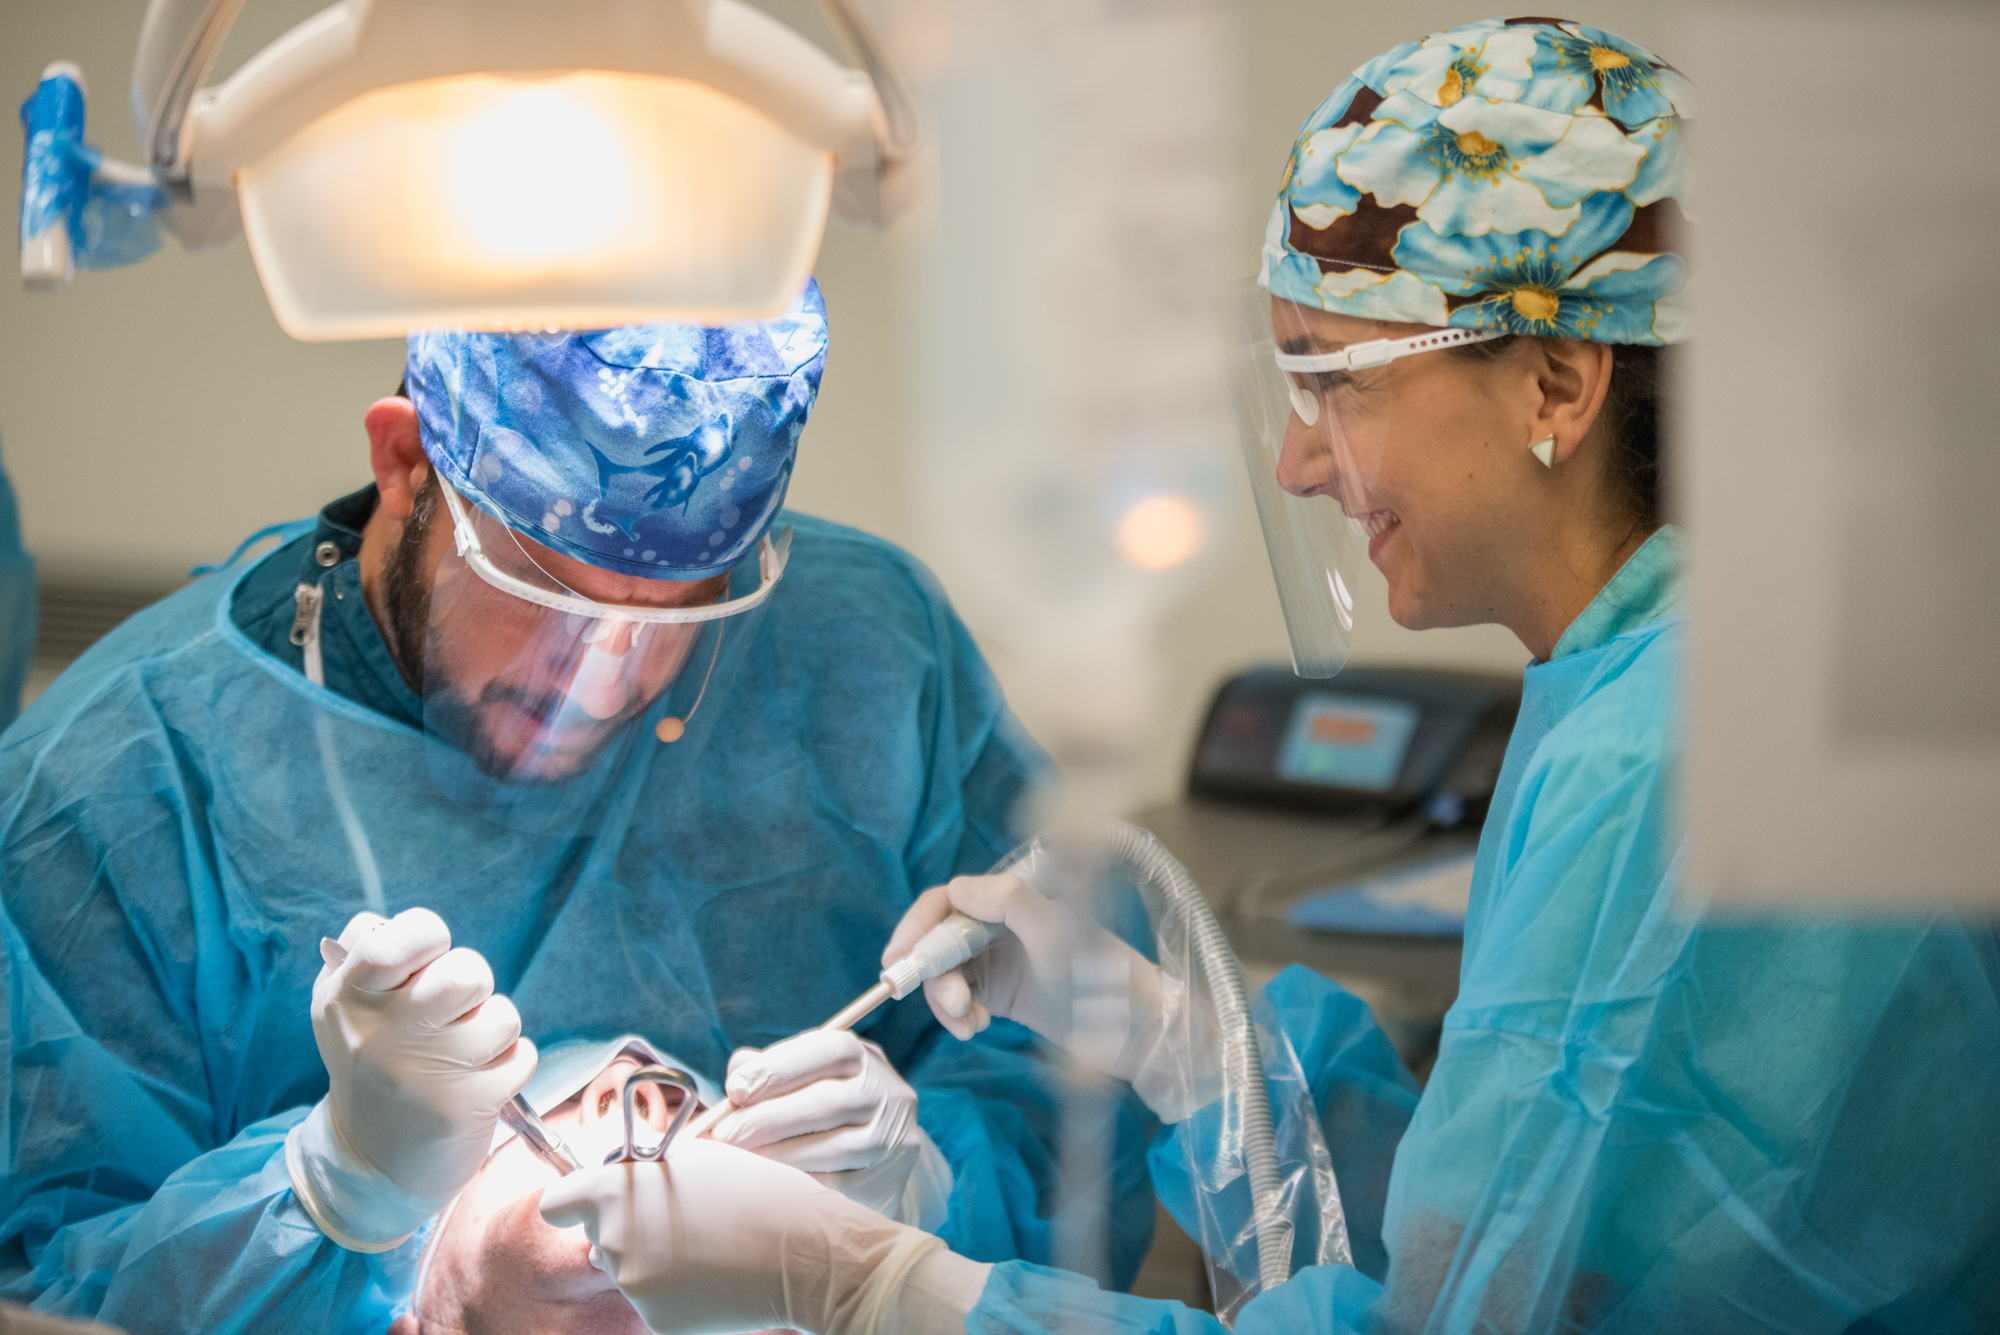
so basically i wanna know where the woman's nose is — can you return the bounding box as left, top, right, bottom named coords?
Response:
left=578, top=1065, right=681, bottom=1132
left=1277, top=411, right=1341, bottom=500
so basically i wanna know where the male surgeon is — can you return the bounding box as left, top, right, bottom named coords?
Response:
left=0, top=282, right=1154, bottom=1331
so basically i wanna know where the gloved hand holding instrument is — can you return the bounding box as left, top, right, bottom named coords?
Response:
left=540, top=825, right=1313, bottom=1332
left=531, top=911, right=1015, bottom=1334
left=286, top=908, right=539, bottom=1251
left=679, top=910, right=1007, bottom=1225
left=682, top=910, right=1007, bottom=1136
left=886, top=865, right=1219, bottom=1121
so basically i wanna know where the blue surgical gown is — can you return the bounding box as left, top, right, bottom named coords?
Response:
left=0, top=492, right=1156, bottom=1332
left=973, top=527, right=2000, bottom=1334
left=0, top=439, right=34, bottom=729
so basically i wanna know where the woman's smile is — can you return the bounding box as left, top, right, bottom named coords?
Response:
left=1358, top=508, right=1402, bottom=563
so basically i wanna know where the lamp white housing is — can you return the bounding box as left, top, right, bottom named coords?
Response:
left=131, top=0, right=910, bottom=338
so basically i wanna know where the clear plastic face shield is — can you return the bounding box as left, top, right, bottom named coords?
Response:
left=419, top=484, right=788, bottom=833
left=1227, top=282, right=1503, bottom=677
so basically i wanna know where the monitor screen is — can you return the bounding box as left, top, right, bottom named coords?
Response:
left=1276, top=693, right=1421, bottom=792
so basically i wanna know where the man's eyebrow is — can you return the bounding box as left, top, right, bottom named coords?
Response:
left=1279, top=335, right=1325, bottom=356
left=652, top=572, right=731, bottom=609
left=595, top=571, right=730, bottom=610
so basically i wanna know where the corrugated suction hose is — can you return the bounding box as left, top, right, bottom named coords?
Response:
left=1102, top=819, right=1299, bottom=1296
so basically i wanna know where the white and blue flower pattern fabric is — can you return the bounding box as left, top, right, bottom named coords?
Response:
left=1235, top=16, right=1689, bottom=679
left=1261, top=17, right=1688, bottom=345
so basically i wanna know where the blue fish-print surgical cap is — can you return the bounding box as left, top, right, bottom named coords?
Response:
left=407, top=279, right=828, bottom=580
left=1262, top=18, right=1689, bottom=345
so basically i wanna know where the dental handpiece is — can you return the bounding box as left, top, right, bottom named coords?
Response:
left=684, top=912, right=1009, bottom=1140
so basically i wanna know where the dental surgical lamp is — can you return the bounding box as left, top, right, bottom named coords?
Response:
left=19, top=0, right=918, bottom=338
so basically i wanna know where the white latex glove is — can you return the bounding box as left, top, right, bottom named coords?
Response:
left=713, top=1030, right=952, bottom=1227
left=538, top=1138, right=987, bottom=1335
left=885, top=873, right=1220, bottom=1121
left=285, top=908, right=538, bottom=1250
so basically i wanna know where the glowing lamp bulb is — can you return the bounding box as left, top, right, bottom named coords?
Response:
left=237, top=70, right=837, bottom=337
left=1117, top=494, right=1206, bottom=571
left=445, top=86, right=632, bottom=264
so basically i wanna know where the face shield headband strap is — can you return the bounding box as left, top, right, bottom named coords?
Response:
left=1273, top=326, right=1506, bottom=427
left=438, top=483, right=791, bottom=623
left=1271, top=325, right=1506, bottom=375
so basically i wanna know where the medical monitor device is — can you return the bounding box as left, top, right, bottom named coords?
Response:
left=1188, top=666, right=1518, bottom=822
left=1683, top=6, right=2000, bottom=910
left=22, top=0, right=918, bottom=338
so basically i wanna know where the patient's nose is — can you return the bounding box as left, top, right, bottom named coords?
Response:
left=578, top=1061, right=683, bottom=1133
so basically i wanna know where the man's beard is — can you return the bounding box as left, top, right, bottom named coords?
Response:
left=378, top=485, right=436, bottom=697
left=423, top=676, right=650, bottom=785
left=377, top=490, right=647, bottom=783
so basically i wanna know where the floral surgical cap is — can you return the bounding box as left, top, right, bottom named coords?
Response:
left=1260, top=17, right=1689, bottom=345
left=407, top=279, right=828, bottom=581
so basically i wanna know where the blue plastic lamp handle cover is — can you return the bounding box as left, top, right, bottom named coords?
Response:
left=18, top=71, right=87, bottom=247
left=17, top=69, right=166, bottom=270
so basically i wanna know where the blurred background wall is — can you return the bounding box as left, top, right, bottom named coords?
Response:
left=0, top=0, right=1682, bottom=807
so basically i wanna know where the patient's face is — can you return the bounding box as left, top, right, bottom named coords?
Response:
left=394, top=1056, right=691, bottom=1335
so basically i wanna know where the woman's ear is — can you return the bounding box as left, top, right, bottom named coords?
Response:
left=1527, top=339, right=1615, bottom=466
left=363, top=397, right=432, bottom=521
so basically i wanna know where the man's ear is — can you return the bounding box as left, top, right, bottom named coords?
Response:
left=364, top=397, right=431, bottom=522
left=1527, top=339, right=1615, bottom=466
